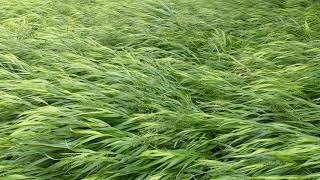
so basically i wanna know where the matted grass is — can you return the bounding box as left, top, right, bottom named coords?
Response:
left=1, top=0, right=320, bottom=179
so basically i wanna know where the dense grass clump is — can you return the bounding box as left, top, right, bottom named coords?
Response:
left=1, top=0, right=320, bottom=179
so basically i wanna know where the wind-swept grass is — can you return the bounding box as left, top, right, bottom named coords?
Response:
left=0, top=0, right=320, bottom=179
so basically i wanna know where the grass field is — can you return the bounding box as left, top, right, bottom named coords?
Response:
left=1, top=0, right=320, bottom=179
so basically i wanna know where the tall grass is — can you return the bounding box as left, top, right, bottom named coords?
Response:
left=0, top=0, right=320, bottom=179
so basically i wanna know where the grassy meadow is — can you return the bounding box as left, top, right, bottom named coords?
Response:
left=1, top=0, right=320, bottom=179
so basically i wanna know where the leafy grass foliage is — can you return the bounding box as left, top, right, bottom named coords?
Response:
left=1, top=0, right=320, bottom=179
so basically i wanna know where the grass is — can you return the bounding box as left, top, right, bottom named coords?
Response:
left=0, top=0, right=320, bottom=179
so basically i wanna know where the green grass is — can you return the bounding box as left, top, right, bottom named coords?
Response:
left=0, top=0, right=320, bottom=179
